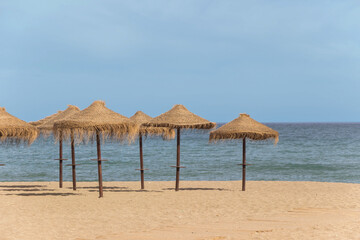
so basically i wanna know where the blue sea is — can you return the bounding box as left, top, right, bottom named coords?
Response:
left=1, top=123, right=360, bottom=183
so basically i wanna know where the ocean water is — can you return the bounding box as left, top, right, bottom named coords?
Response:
left=0, top=123, right=360, bottom=183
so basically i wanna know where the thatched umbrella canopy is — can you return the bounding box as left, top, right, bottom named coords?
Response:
left=130, top=111, right=175, bottom=139
left=29, top=111, right=63, bottom=126
left=130, top=111, right=175, bottom=189
left=54, top=101, right=138, bottom=142
left=54, top=100, right=138, bottom=198
left=37, top=105, right=80, bottom=188
left=38, top=105, right=80, bottom=135
left=209, top=113, right=279, bottom=191
left=145, top=104, right=216, bottom=191
left=0, top=107, right=38, bottom=144
left=0, top=107, right=38, bottom=167
left=209, top=113, right=279, bottom=143
left=146, top=104, right=216, bottom=129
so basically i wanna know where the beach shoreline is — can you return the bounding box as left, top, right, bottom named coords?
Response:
left=1, top=180, right=359, bottom=240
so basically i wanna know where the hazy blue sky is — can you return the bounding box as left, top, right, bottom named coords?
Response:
left=1, top=1, right=359, bottom=122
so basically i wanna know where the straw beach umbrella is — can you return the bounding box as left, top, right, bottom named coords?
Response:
left=54, top=101, right=138, bottom=198
left=0, top=107, right=38, bottom=144
left=0, top=107, right=38, bottom=166
left=29, top=110, right=63, bottom=126
left=209, top=113, right=279, bottom=191
left=130, top=111, right=175, bottom=189
left=37, top=105, right=80, bottom=188
left=145, top=104, right=216, bottom=191
left=38, top=106, right=80, bottom=135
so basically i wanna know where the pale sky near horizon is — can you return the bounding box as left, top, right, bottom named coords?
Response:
left=1, top=1, right=359, bottom=123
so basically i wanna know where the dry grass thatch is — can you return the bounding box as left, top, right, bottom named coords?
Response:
left=0, top=107, right=38, bottom=144
left=53, top=101, right=139, bottom=143
left=144, top=104, right=216, bottom=130
left=130, top=111, right=175, bottom=140
left=29, top=111, right=63, bottom=126
left=37, top=105, right=80, bottom=136
left=209, top=113, right=279, bottom=144
left=129, top=111, right=153, bottom=124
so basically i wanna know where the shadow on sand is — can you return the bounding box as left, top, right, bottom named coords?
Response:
left=0, top=184, right=79, bottom=197
left=162, top=187, right=230, bottom=191
left=66, top=186, right=128, bottom=190
left=5, top=192, right=80, bottom=196
left=0, top=185, right=46, bottom=188
left=87, top=189, right=162, bottom=193
left=1, top=188, right=55, bottom=192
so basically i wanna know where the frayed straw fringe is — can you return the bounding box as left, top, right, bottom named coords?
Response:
left=144, top=122, right=216, bottom=130
left=139, top=127, right=175, bottom=140
left=0, top=127, right=38, bottom=145
left=38, top=130, right=53, bottom=139
left=209, top=132, right=279, bottom=145
left=130, top=111, right=176, bottom=140
left=53, top=123, right=139, bottom=144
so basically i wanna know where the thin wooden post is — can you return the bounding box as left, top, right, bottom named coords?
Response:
left=175, top=128, right=180, bottom=191
left=139, top=134, right=145, bottom=190
left=71, top=131, right=76, bottom=191
left=242, top=137, right=246, bottom=191
left=59, top=131, right=63, bottom=188
left=96, top=131, right=103, bottom=198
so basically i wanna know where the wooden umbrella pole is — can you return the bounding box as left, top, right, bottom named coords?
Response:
left=242, top=137, right=246, bottom=191
left=71, top=131, right=76, bottom=191
left=59, top=131, right=63, bottom=188
left=139, top=134, right=145, bottom=190
left=96, top=131, right=104, bottom=198
left=175, top=128, right=181, bottom=191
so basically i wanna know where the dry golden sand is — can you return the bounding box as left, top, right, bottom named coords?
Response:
left=1, top=181, right=360, bottom=240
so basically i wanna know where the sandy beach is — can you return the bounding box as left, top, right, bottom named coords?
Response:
left=1, top=181, right=359, bottom=240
